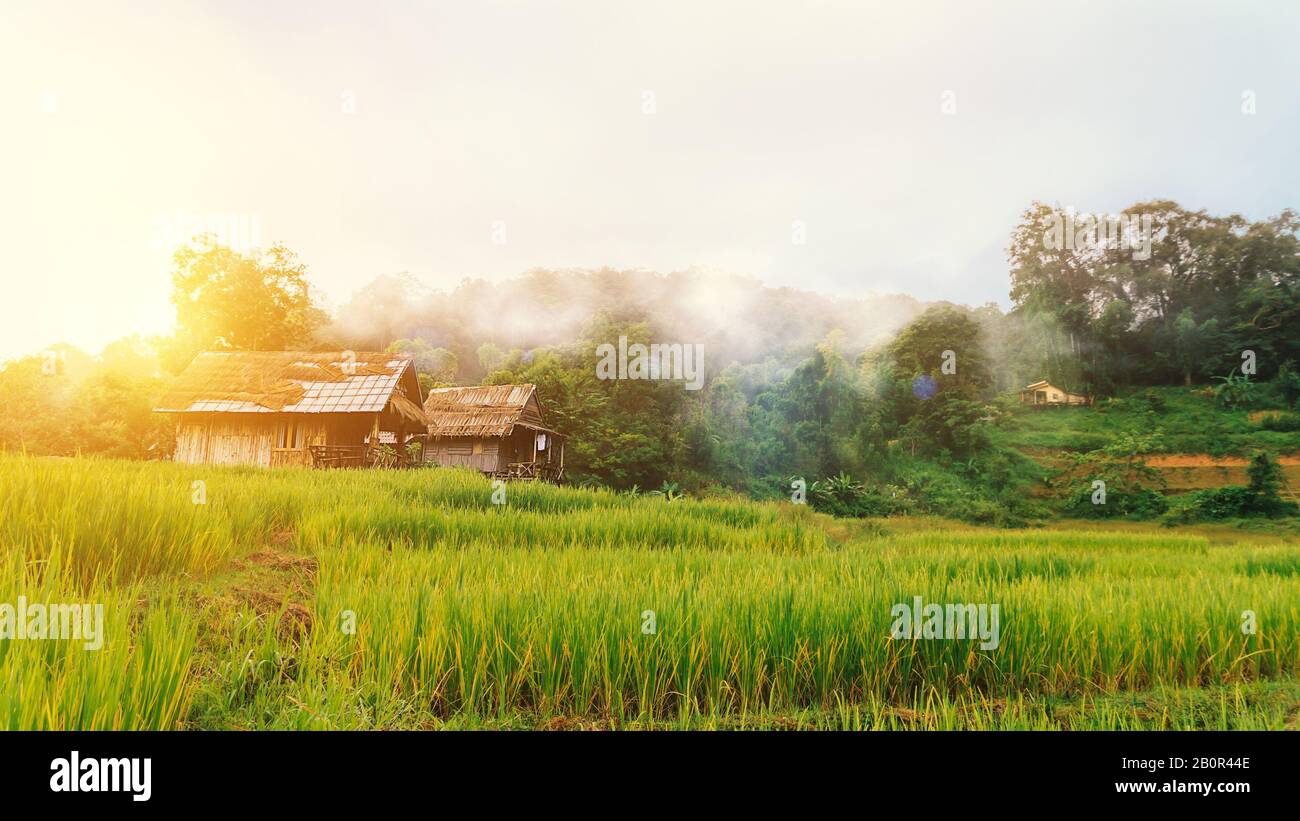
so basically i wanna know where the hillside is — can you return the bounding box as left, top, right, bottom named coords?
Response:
left=998, top=386, right=1300, bottom=457
left=995, top=386, right=1300, bottom=500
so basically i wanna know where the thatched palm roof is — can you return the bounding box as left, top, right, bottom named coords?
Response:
left=154, top=351, right=426, bottom=426
left=424, top=383, right=556, bottom=438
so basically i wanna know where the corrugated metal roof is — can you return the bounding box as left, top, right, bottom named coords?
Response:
left=154, top=351, right=423, bottom=421
left=424, top=383, right=554, bottom=438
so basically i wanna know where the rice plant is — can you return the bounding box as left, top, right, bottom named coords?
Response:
left=2, top=454, right=1297, bottom=730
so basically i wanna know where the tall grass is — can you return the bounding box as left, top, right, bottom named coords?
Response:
left=274, top=536, right=1297, bottom=727
left=1, top=454, right=1297, bottom=729
left=0, top=546, right=195, bottom=729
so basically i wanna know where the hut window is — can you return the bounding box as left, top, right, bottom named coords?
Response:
left=277, top=420, right=302, bottom=449
left=472, top=441, right=483, bottom=455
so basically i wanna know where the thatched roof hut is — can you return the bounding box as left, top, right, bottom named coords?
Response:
left=423, top=383, right=564, bottom=479
left=155, top=351, right=426, bottom=467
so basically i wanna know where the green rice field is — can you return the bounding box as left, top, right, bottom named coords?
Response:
left=2, top=455, right=1297, bottom=730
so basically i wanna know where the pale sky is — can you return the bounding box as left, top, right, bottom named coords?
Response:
left=1, top=0, right=1297, bottom=360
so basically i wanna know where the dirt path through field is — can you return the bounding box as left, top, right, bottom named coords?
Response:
left=178, top=531, right=320, bottom=728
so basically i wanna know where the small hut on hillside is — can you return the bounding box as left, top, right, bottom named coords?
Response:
left=1019, top=379, right=1091, bottom=407
left=423, top=384, right=564, bottom=480
left=154, top=351, right=427, bottom=467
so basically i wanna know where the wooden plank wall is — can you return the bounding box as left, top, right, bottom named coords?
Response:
left=426, top=437, right=501, bottom=472
left=174, top=414, right=330, bottom=467
left=173, top=418, right=274, bottom=466
left=174, top=421, right=211, bottom=464
left=424, top=430, right=560, bottom=474
left=173, top=413, right=413, bottom=468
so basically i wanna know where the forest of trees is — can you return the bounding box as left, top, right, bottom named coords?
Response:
left=1006, top=200, right=1300, bottom=392
left=2, top=199, right=1297, bottom=518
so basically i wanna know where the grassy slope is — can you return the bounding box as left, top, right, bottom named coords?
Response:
left=993, top=385, right=1300, bottom=457
left=991, top=387, right=1300, bottom=517
left=2, top=455, right=1298, bottom=730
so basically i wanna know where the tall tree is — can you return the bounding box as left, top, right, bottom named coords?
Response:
left=885, top=304, right=991, bottom=399
left=168, top=236, right=327, bottom=369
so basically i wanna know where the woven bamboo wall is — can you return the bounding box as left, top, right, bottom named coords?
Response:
left=427, top=437, right=501, bottom=472
left=174, top=415, right=330, bottom=467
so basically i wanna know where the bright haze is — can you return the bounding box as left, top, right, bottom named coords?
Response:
left=1, top=0, right=1296, bottom=360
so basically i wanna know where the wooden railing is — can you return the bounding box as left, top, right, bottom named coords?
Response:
left=308, top=445, right=415, bottom=469
left=497, top=461, right=564, bottom=482
left=270, top=448, right=312, bottom=468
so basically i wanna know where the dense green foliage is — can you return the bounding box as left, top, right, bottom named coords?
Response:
left=1007, top=201, right=1300, bottom=393
left=1055, top=432, right=1170, bottom=519
left=165, top=238, right=329, bottom=372
left=0, top=337, right=174, bottom=459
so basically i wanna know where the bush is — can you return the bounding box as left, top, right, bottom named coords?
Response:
left=1062, top=484, right=1169, bottom=518
left=1214, top=372, right=1255, bottom=409
left=808, top=472, right=897, bottom=517
left=1258, top=413, right=1300, bottom=432
left=1164, top=452, right=1297, bottom=522
left=1062, top=433, right=1111, bottom=452
left=1140, top=390, right=1167, bottom=414
left=1271, top=362, right=1300, bottom=409
left=1177, top=486, right=1258, bottom=519
left=1053, top=432, right=1169, bottom=519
